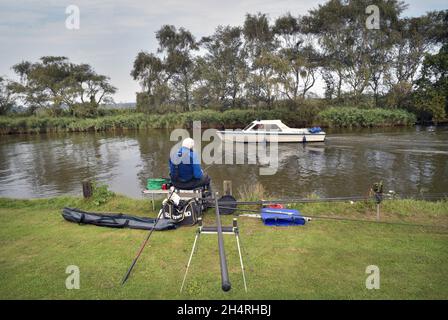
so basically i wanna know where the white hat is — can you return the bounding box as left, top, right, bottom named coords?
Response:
left=182, top=137, right=195, bottom=149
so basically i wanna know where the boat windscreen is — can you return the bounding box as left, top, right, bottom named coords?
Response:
left=243, top=123, right=254, bottom=131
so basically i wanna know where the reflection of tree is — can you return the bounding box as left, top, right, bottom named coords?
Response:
left=404, top=153, right=439, bottom=195
left=135, top=129, right=175, bottom=190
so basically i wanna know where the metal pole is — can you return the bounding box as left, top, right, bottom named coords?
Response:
left=180, top=230, right=201, bottom=293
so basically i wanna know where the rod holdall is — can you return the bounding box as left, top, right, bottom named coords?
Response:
left=161, top=198, right=201, bottom=226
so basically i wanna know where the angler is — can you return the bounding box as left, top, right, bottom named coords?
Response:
left=169, top=137, right=211, bottom=191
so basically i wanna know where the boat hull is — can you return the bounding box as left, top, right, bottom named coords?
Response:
left=217, top=131, right=326, bottom=143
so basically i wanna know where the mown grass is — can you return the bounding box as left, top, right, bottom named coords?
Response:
left=0, top=195, right=447, bottom=299
left=0, top=106, right=416, bottom=134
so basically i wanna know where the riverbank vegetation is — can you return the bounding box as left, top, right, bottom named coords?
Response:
left=128, top=1, right=447, bottom=123
left=0, top=57, right=116, bottom=118
left=0, top=193, right=447, bottom=299
left=0, top=107, right=418, bottom=134
left=1, top=1, right=447, bottom=130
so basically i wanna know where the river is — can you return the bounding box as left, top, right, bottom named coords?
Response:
left=0, top=126, right=447, bottom=199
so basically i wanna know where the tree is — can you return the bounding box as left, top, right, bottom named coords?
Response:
left=272, top=14, right=302, bottom=101
left=387, top=14, right=436, bottom=87
left=129, top=3, right=446, bottom=113
left=199, top=26, right=247, bottom=108
left=243, top=13, right=278, bottom=107
left=246, top=51, right=280, bottom=108
left=10, top=57, right=116, bottom=116
left=71, top=63, right=116, bottom=115
left=303, top=0, right=351, bottom=99
left=0, top=76, right=16, bottom=115
left=11, top=57, right=65, bottom=114
left=364, top=1, right=404, bottom=106
left=413, top=43, right=448, bottom=122
left=131, top=52, right=164, bottom=95
left=131, top=52, right=170, bottom=113
left=384, top=10, right=445, bottom=109
left=156, top=25, right=198, bottom=111
left=273, top=14, right=320, bottom=100
left=304, top=0, right=406, bottom=101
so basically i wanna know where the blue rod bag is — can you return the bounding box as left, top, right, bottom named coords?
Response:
left=261, top=208, right=306, bottom=226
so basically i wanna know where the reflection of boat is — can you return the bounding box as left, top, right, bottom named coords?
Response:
left=217, top=120, right=326, bottom=143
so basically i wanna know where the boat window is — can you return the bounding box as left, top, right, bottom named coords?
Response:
left=265, top=124, right=280, bottom=131
left=252, top=124, right=265, bottom=130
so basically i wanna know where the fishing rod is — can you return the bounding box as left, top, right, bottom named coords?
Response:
left=207, top=193, right=448, bottom=206
left=207, top=195, right=372, bottom=206
left=207, top=204, right=448, bottom=230
left=214, top=193, right=231, bottom=292
left=121, top=187, right=176, bottom=285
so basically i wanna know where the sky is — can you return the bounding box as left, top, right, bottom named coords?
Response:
left=0, top=0, right=447, bottom=103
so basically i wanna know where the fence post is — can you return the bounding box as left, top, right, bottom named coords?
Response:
left=82, top=179, right=93, bottom=198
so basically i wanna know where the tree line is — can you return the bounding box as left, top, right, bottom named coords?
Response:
left=0, top=0, right=446, bottom=122
left=0, top=56, right=116, bottom=117
left=130, top=0, right=447, bottom=121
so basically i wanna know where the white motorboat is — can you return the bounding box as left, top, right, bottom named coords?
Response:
left=216, top=120, right=326, bottom=143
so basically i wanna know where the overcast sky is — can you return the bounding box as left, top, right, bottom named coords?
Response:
left=0, top=0, right=446, bottom=103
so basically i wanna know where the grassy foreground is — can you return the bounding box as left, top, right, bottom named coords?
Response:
left=0, top=195, right=447, bottom=299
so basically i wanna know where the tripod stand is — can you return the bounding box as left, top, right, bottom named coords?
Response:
left=180, top=217, right=248, bottom=293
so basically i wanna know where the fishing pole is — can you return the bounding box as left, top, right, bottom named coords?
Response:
left=121, top=187, right=175, bottom=285
left=207, top=193, right=448, bottom=206
left=208, top=204, right=448, bottom=230
left=207, top=195, right=372, bottom=206
left=214, top=193, right=231, bottom=292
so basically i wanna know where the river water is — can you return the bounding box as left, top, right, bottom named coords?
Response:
left=0, top=126, right=447, bottom=199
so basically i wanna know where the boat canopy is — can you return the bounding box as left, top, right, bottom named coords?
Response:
left=245, top=120, right=290, bottom=131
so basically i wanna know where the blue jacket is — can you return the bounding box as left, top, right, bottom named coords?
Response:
left=169, top=146, right=203, bottom=182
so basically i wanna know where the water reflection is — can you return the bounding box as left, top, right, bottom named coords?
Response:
left=0, top=126, right=447, bottom=198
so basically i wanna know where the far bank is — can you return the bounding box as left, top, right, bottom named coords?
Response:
left=0, top=107, right=417, bottom=135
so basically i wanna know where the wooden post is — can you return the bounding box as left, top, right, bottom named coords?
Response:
left=82, top=179, right=93, bottom=198
left=223, top=180, right=232, bottom=196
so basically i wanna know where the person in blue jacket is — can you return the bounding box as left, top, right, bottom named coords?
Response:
left=169, top=138, right=211, bottom=190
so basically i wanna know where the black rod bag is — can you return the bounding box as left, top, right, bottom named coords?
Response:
left=62, top=207, right=177, bottom=231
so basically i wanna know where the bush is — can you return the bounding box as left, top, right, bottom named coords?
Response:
left=0, top=105, right=418, bottom=134
left=90, top=181, right=115, bottom=206
left=318, top=107, right=417, bottom=128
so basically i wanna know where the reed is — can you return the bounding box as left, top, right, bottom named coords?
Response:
left=0, top=106, right=417, bottom=134
left=318, top=107, right=417, bottom=128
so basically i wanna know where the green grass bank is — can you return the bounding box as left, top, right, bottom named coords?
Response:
left=0, top=195, right=447, bottom=299
left=0, top=107, right=416, bottom=134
